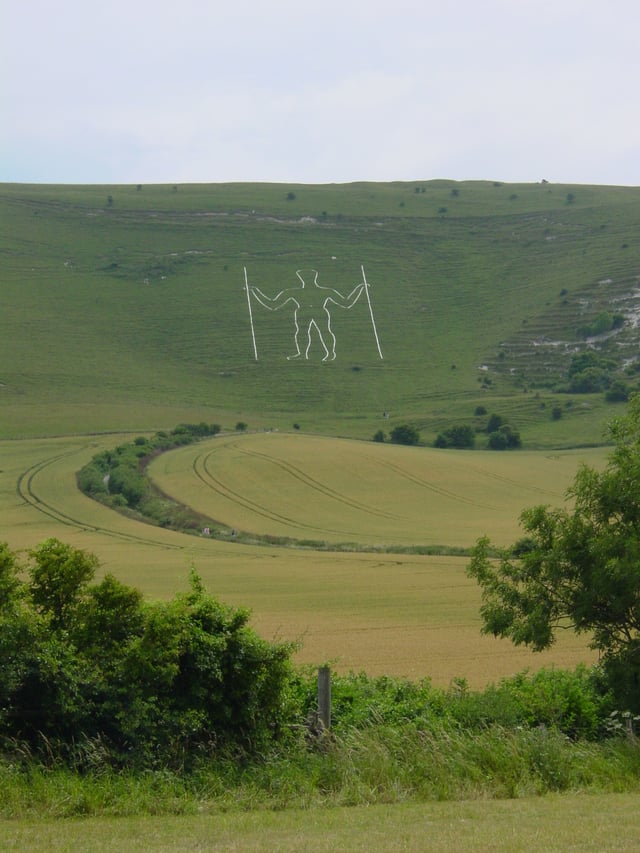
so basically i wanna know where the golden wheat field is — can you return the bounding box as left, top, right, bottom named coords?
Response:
left=149, top=432, right=609, bottom=548
left=0, top=434, right=607, bottom=687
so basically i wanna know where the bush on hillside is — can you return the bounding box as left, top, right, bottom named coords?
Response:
left=389, top=424, right=420, bottom=446
left=486, top=413, right=504, bottom=433
left=487, top=424, right=521, bottom=450
left=434, top=425, right=475, bottom=449
left=606, top=380, right=631, bottom=402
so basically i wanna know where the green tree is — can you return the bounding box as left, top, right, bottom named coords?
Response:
left=0, top=541, right=297, bottom=763
left=390, top=424, right=420, bottom=446
left=0, top=541, right=20, bottom=610
left=486, top=413, right=503, bottom=433
left=568, top=367, right=610, bottom=393
left=467, top=395, right=640, bottom=711
left=487, top=424, right=521, bottom=450
left=606, top=380, right=630, bottom=403
left=434, top=424, right=475, bottom=449
left=29, top=539, right=98, bottom=628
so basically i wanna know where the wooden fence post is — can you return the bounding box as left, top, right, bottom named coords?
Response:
left=317, top=665, right=331, bottom=731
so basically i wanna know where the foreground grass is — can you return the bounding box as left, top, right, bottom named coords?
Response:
left=1, top=728, right=638, bottom=820
left=1, top=730, right=638, bottom=852
left=1, top=793, right=638, bottom=852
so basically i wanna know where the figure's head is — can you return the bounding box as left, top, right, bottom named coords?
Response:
left=295, top=268, right=319, bottom=287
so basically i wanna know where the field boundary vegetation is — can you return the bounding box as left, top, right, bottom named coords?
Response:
left=77, top=424, right=474, bottom=556
left=1, top=534, right=639, bottom=817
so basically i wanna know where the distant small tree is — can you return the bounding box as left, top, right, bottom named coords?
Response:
left=487, top=413, right=504, bottom=433
left=235, top=421, right=248, bottom=432
left=390, top=424, right=420, bottom=446
left=569, top=367, right=610, bottom=394
left=551, top=406, right=563, bottom=421
left=435, top=425, right=475, bottom=449
left=606, top=381, right=630, bottom=403
left=286, top=191, right=296, bottom=201
left=488, top=424, right=521, bottom=450
left=474, top=405, right=487, bottom=417
left=373, top=430, right=385, bottom=443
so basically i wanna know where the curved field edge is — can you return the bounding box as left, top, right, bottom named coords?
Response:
left=145, top=431, right=610, bottom=550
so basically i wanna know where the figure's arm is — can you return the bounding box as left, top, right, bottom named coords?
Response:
left=325, top=282, right=366, bottom=309
left=251, top=287, right=294, bottom=311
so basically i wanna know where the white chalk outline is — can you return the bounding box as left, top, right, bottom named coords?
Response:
left=244, top=266, right=258, bottom=361
left=245, top=267, right=382, bottom=361
left=361, top=265, right=383, bottom=359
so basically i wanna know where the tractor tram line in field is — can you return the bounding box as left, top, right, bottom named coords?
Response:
left=363, top=454, right=499, bottom=511
left=15, top=448, right=186, bottom=551
left=460, top=459, right=565, bottom=500
left=193, top=448, right=361, bottom=538
left=229, top=440, right=400, bottom=521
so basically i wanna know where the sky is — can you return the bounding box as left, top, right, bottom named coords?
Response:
left=2, top=0, right=639, bottom=186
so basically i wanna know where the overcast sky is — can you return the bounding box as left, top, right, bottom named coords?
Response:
left=2, top=0, right=639, bottom=186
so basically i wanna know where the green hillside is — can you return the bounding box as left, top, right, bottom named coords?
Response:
left=2, top=180, right=639, bottom=444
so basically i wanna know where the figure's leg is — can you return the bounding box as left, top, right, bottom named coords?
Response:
left=319, top=309, right=337, bottom=361
left=286, top=311, right=302, bottom=360
left=304, top=321, right=316, bottom=360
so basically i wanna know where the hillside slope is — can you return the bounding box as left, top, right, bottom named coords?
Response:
left=1, top=180, right=639, bottom=443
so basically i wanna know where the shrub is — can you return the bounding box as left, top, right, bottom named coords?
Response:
left=569, top=367, right=610, bottom=393
left=488, top=424, right=521, bottom=450
left=373, top=430, right=385, bottom=443
left=434, top=425, right=475, bottom=449
left=0, top=541, right=297, bottom=766
left=606, top=380, right=630, bottom=403
left=390, top=424, right=420, bottom=446
left=486, top=413, right=503, bottom=433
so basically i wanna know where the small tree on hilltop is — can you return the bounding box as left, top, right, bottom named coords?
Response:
left=467, top=394, right=640, bottom=711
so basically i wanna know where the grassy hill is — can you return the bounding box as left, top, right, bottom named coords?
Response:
left=2, top=180, right=639, bottom=444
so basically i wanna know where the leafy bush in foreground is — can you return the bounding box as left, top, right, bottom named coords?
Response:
left=0, top=536, right=632, bottom=790
left=0, top=539, right=295, bottom=767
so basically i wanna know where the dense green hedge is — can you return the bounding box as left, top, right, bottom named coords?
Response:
left=0, top=538, right=634, bottom=776
left=0, top=539, right=295, bottom=767
left=77, top=423, right=222, bottom=532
